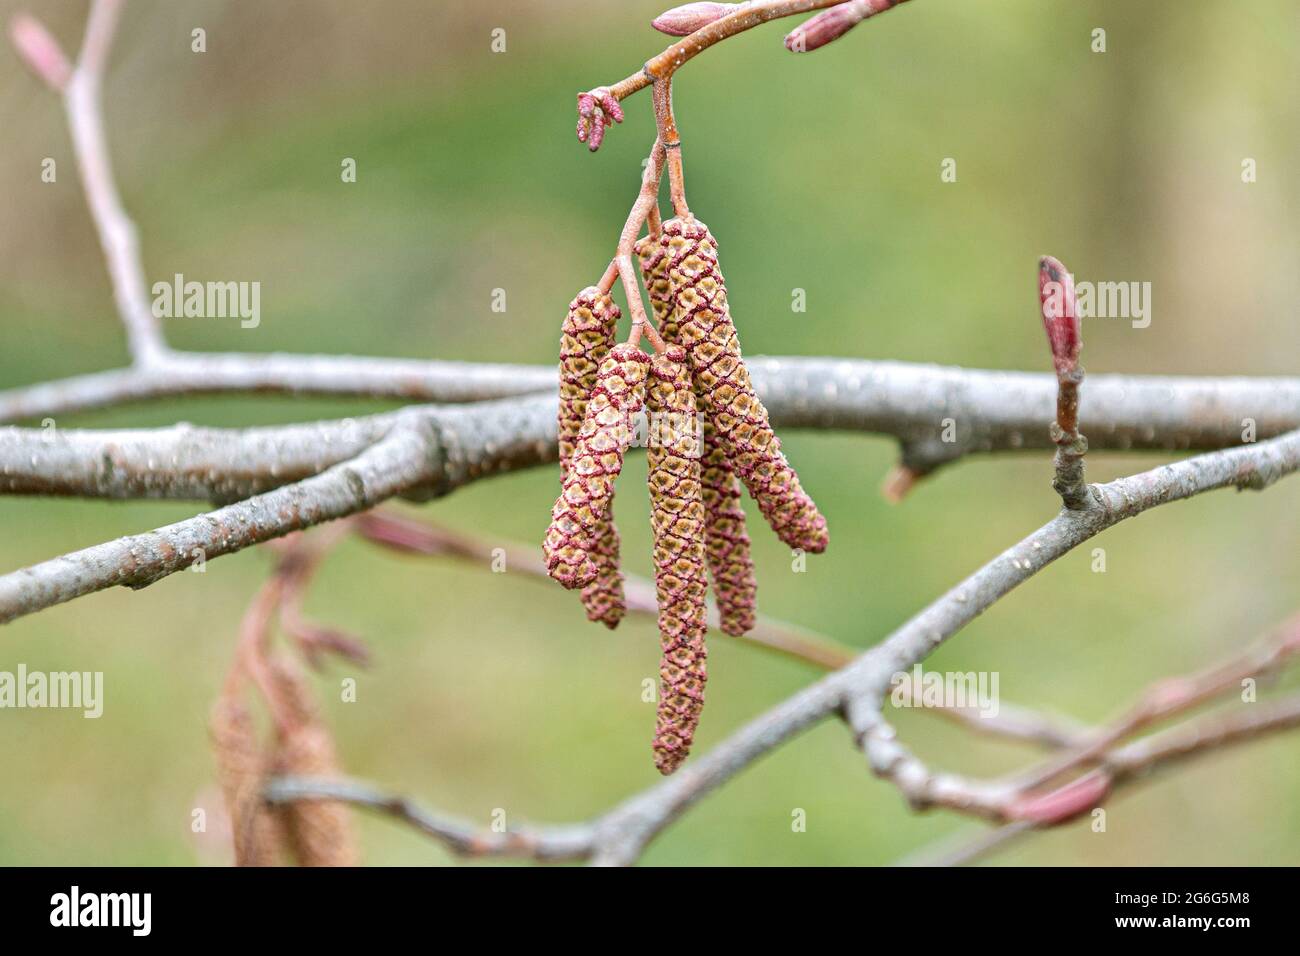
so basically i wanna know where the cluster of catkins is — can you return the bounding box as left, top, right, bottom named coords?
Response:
left=544, top=217, right=828, bottom=775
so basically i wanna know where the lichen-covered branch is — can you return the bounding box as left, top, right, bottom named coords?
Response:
left=4, top=363, right=1298, bottom=499
left=0, top=418, right=435, bottom=624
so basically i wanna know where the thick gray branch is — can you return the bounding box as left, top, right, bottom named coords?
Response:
left=4, top=361, right=1299, bottom=501
left=0, top=418, right=434, bottom=623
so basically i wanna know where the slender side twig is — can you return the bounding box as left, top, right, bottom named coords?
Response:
left=617, top=139, right=668, bottom=353
left=592, top=1, right=879, bottom=113
left=63, top=0, right=168, bottom=366
left=652, top=78, right=689, bottom=218
left=890, top=670, right=1087, bottom=749
left=264, top=776, right=596, bottom=861
left=1003, top=614, right=1300, bottom=796
left=272, top=522, right=371, bottom=668
left=355, top=510, right=855, bottom=670
left=896, top=615, right=1300, bottom=864
left=266, top=689, right=1300, bottom=865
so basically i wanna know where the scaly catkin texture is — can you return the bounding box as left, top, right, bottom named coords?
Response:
left=268, top=656, right=359, bottom=867
left=635, top=233, right=680, bottom=343
left=639, top=234, right=757, bottom=636
left=544, top=344, right=650, bottom=589
left=647, top=347, right=709, bottom=775
left=209, top=695, right=282, bottom=867
left=699, top=428, right=758, bottom=635
left=559, top=288, right=626, bottom=628
left=661, top=217, right=829, bottom=553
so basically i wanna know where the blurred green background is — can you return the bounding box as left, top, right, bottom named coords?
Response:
left=1, top=0, right=1297, bottom=866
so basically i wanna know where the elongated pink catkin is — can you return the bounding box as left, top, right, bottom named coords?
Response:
left=544, top=344, right=650, bottom=589
left=558, top=288, right=626, bottom=627
left=661, top=217, right=829, bottom=553
left=646, top=347, right=709, bottom=774
left=638, top=234, right=756, bottom=636
left=699, top=430, right=757, bottom=635
left=635, top=233, right=680, bottom=344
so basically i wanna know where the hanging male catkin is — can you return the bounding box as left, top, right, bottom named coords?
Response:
left=209, top=695, right=283, bottom=867
left=660, top=217, right=829, bottom=554
left=558, top=288, right=626, bottom=627
left=646, top=346, right=709, bottom=775
left=268, top=655, right=359, bottom=867
left=544, top=344, right=651, bottom=588
left=638, top=234, right=758, bottom=636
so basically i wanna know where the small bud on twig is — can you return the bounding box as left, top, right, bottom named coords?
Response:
left=1038, top=255, right=1090, bottom=509
left=1038, top=254, right=1082, bottom=380
left=576, top=88, right=624, bottom=153
left=1007, top=769, right=1112, bottom=825
left=785, top=0, right=910, bottom=54
left=652, top=2, right=738, bottom=37
left=9, top=14, right=72, bottom=91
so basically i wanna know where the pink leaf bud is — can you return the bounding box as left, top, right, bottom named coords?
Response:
left=652, top=2, right=737, bottom=37
left=1038, top=254, right=1082, bottom=379
left=1007, top=770, right=1113, bottom=825
left=786, top=3, right=865, bottom=53
left=10, top=14, right=71, bottom=91
left=785, top=0, right=906, bottom=53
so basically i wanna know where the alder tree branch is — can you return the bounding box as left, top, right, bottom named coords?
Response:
left=267, top=647, right=1300, bottom=865
left=266, top=433, right=1300, bottom=864
left=6, top=0, right=1300, bottom=868
left=898, top=622, right=1300, bottom=867
left=0, top=418, right=435, bottom=623
left=5, top=367, right=1299, bottom=498
left=586, top=0, right=912, bottom=132
left=65, top=0, right=168, bottom=366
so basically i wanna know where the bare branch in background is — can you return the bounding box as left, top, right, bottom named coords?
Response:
left=64, top=0, right=169, bottom=366
left=355, top=510, right=856, bottom=670
left=5, top=0, right=1299, bottom=867
left=269, top=615, right=1300, bottom=866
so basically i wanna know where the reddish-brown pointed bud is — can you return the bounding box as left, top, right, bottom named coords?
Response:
left=1038, top=255, right=1082, bottom=379
left=10, top=14, right=71, bottom=91
left=786, top=5, right=861, bottom=52
left=785, top=0, right=908, bottom=53
left=1007, top=770, right=1112, bottom=825
left=652, top=2, right=737, bottom=37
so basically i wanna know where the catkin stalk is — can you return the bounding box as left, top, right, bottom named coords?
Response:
left=544, top=344, right=651, bottom=589
left=638, top=234, right=757, bottom=636
left=559, top=288, right=626, bottom=627
left=661, top=217, right=829, bottom=553
left=646, top=346, right=709, bottom=774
